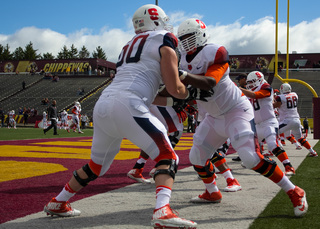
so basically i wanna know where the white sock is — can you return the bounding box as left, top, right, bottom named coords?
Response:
left=55, top=183, right=76, bottom=202
left=155, top=186, right=171, bottom=209
left=276, top=175, right=295, bottom=192
left=205, top=180, right=219, bottom=194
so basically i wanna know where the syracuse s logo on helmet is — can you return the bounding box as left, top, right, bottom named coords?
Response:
left=148, top=8, right=159, bottom=21
left=196, top=19, right=206, bottom=29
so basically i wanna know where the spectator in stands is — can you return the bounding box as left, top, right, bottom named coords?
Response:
left=22, top=81, right=26, bottom=90
left=0, top=107, right=4, bottom=128
left=77, top=88, right=84, bottom=95
left=88, top=65, right=92, bottom=75
left=41, top=98, right=49, bottom=105
left=19, top=107, right=23, bottom=115
left=52, top=75, right=59, bottom=82
left=279, top=65, right=283, bottom=72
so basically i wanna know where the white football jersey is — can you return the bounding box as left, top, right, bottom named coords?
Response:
left=102, top=30, right=178, bottom=107
left=61, top=111, right=68, bottom=120
left=9, top=111, right=15, bottom=119
left=249, top=82, right=276, bottom=124
left=275, top=92, right=300, bottom=119
left=179, top=43, right=244, bottom=117
left=72, top=106, right=81, bottom=116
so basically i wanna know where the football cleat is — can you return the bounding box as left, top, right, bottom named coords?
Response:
left=78, top=131, right=84, bottom=134
left=44, top=198, right=81, bottom=217
left=281, top=139, right=286, bottom=146
left=232, top=156, right=241, bottom=162
left=190, top=190, right=222, bottom=203
left=262, top=151, right=273, bottom=157
left=287, top=186, right=308, bottom=217
left=149, top=167, right=157, bottom=178
left=222, top=178, right=242, bottom=192
left=308, top=151, right=318, bottom=157
left=151, top=204, right=197, bottom=229
left=296, top=145, right=302, bottom=150
left=127, top=168, right=151, bottom=184
left=285, top=165, right=296, bottom=176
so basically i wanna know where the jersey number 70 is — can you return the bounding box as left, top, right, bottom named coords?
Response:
left=116, top=34, right=149, bottom=67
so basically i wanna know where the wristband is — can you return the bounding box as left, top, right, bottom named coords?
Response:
left=179, top=70, right=187, bottom=80
left=184, top=89, right=190, bottom=100
left=166, top=97, right=174, bottom=106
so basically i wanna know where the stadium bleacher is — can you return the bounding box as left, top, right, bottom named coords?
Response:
left=0, top=74, right=43, bottom=100
left=0, top=74, right=112, bottom=122
left=1, top=70, right=318, bottom=125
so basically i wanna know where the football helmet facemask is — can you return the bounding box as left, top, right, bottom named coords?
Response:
left=132, top=4, right=172, bottom=34
left=177, top=18, right=209, bottom=54
left=280, top=83, right=291, bottom=94
left=246, top=71, right=265, bottom=91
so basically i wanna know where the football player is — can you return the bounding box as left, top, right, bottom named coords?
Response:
left=43, top=5, right=213, bottom=228
left=69, top=102, right=83, bottom=134
left=60, top=110, right=70, bottom=132
left=240, top=71, right=296, bottom=175
left=8, top=110, right=17, bottom=129
left=274, top=83, right=317, bottom=157
left=177, top=18, right=308, bottom=217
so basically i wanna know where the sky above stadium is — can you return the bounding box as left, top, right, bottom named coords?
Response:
left=1, top=0, right=320, bottom=62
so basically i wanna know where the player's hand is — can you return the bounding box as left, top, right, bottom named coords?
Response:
left=187, top=86, right=214, bottom=102
left=173, top=105, right=188, bottom=123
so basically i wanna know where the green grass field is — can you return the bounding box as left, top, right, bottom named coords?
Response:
left=0, top=126, right=93, bottom=140
left=1, top=127, right=319, bottom=228
left=249, top=141, right=320, bottom=228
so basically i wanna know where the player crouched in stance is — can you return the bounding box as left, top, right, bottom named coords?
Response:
left=177, top=18, right=307, bottom=217
left=44, top=4, right=202, bottom=229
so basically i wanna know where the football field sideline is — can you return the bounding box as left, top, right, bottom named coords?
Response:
left=0, top=133, right=318, bottom=228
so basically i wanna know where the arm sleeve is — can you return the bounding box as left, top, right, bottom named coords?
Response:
left=204, top=46, right=229, bottom=84
left=254, top=89, right=271, bottom=98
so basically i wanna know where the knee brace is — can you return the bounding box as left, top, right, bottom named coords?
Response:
left=272, top=147, right=285, bottom=157
left=298, top=137, right=307, bottom=145
left=153, top=159, right=177, bottom=180
left=252, top=157, right=277, bottom=178
left=210, top=151, right=226, bottom=167
left=286, top=136, right=296, bottom=144
left=194, top=159, right=215, bottom=179
left=73, top=163, right=98, bottom=187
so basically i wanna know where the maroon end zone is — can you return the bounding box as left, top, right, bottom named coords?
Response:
left=0, top=134, right=193, bottom=224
